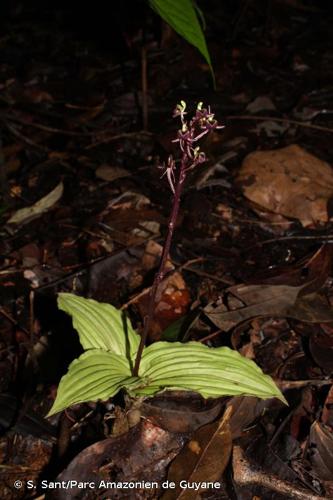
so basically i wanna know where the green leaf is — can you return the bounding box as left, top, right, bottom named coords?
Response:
left=136, top=342, right=286, bottom=403
left=149, top=0, right=214, bottom=82
left=161, top=315, right=187, bottom=341
left=58, top=293, right=139, bottom=358
left=47, top=350, right=141, bottom=416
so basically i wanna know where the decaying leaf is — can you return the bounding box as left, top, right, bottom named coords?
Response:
left=162, top=406, right=233, bottom=499
left=7, top=181, right=64, bottom=225
left=237, top=145, right=333, bottom=226
left=140, top=391, right=223, bottom=433
left=309, top=327, right=333, bottom=373
left=52, top=420, right=184, bottom=499
left=95, top=164, right=131, bottom=182
left=205, top=282, right=333, bottom=331
left=250, top=244, right=333, bottom=293
left=321, top=385, right=333, bottom=427
left=287, top=292, right=333, bottom=323
left=227, top=396, right=271, bottom=438
left=309, top=421, right=333, bottom=481
left=205, top=284, right=303, bottom=329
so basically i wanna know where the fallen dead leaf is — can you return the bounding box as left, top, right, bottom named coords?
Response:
left=205, top=284, right=303, bottom=329
left=52, top=420, right=184, bottom=500
left=7, top=181, right=64, bottom=225
left=205, top=283, right=333, bottom=331
left=309, top=421, right=333, bottom=481
left=140, top=391, right=223, bottom=433
left=162, top=406, right=232, bottom=499
left=95, top=164, right=131, bottom=182
left=321, top=385, right=333, bottom=428
left=246, top=95, right=276, bottom=113
left=237, top=144, right=333, bottom=226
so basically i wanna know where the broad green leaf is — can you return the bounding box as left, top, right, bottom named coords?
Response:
left=47, top=350, right=141, bottom=416
left=149, top=0, right=214, bottom=81
left=58, top=293, right=139, bottom=358
left=136, top=342, right=286, bottom=403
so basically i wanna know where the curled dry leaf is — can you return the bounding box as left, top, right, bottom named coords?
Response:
left=7, top=181, right=64, bottom=225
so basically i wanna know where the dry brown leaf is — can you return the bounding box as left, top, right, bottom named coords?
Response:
left=95, top=164, right=131, bottom=182
left=237, top=144, right=333, bottom=226
left=162, top=407, right=232, bottom=499
left=205, top=283, right=333, bottom=330
left=205, top=284, right=303, bottom=329
left=140, top=391, right=223, bottom=433
left=309, top=421, right=333, bottom=480
left=7, top=181, right=64, bottom=225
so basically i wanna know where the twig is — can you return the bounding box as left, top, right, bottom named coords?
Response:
left=0, top=111, right=95, bottom=137
left=180, top=263, right=234, bottom=285
left=232, top=445, right=326, bottom=500
left=4, top=121, right=49, bottom=151
left=226, top=114, right=333, bottom=133
left=277, top=379, right=333, bottom=390
left=141, top=45, right=148, bottom=130
left=85, top=130, right=153, bottom=150
left=0, top=306, right=30, bottom=337
left=245, top=234, right=333, bottom=250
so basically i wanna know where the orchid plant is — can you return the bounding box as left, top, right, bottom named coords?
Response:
left=47, top=103, right=285, bottom=417
left=133, top=101, right=223, bottom=376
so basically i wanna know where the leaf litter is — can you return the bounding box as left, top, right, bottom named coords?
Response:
left=1, top=1, right=333, bottom=499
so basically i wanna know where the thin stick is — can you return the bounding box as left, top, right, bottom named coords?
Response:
left=233, top=445, right=326, bottom=500
left=226, top=114, right=333, bottom=133
left=141, top=45, right=148, bottom=130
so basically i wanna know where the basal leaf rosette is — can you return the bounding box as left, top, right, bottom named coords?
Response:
left=47, top=294, right=286, bottom=416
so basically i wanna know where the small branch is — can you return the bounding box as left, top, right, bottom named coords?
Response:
left=141, top=45, right=148, bottom=130
left=226, top=114, right=333, bottom=134
left=233, top=445, right=326, bottom=500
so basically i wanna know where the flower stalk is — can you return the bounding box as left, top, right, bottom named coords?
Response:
left=132, top=102, right=223, bottom=376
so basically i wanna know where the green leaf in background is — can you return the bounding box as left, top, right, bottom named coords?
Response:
left=136, top=342, right=286, bottom=403
left=47, top=350, right=141, bottom=416
left=58, top=293, right=139, bottom=358
left=148, top=0, right=214, bottom=82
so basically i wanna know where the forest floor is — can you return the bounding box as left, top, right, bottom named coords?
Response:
left=1, top=1, right=333, bottom=498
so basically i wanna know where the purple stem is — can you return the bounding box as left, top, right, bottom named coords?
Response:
left=132, top=158, right=186, bottom=376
